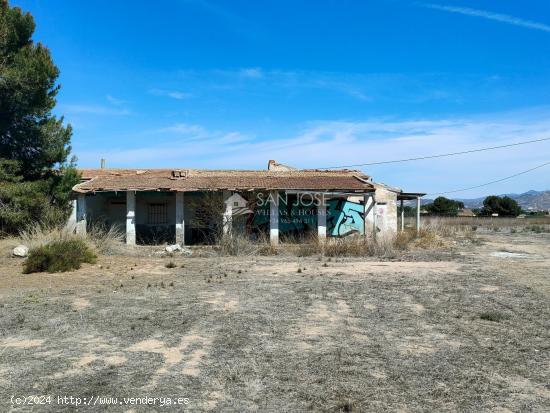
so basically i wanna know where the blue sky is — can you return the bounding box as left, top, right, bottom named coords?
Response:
left=13, top=0, right=550, bottom=196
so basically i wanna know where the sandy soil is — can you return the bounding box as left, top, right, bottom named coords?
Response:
left=0, top=232, right=548, bottom=412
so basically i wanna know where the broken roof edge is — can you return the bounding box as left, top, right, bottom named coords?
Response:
left=73, top=162, right=376, bottom=194
left=72, top=185, right=376, bottom=194
left=77, top=167, right=369, bottom=176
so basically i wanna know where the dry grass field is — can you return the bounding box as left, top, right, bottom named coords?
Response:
left=0, top=230, right=549, bottom=412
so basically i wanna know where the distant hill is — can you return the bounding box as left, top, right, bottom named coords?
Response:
left=421, top=190, right=550, bottom=211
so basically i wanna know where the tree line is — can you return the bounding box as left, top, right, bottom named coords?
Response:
left=400, top=195, right=523, bottom=217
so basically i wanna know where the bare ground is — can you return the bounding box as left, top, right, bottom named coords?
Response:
left=0, top=232, right=549, bottom=412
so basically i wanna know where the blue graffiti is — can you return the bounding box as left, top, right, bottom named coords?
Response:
left=327, top=199, right=365, bottom=237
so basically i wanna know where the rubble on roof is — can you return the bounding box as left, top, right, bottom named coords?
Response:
left=74, top=166, right=374, bottom=193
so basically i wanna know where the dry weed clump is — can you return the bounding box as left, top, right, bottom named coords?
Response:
left=413, top=228, right=447, bottom=249
left=216, top=232, right=277, bottom=256
left=394, top=230, right=415, bottom=250
left=85, top=224, right=125, bottom=254
left=16, top=223, right=124, bottom=256
left=321, top=235, right=396, bottom=258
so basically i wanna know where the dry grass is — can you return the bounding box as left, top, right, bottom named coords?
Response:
left=216, top=232, right=277, bottom=256
left=322, top=235, right=397, bottom=257
left=293, top=226, right=458, bottom=258
left=85, top=224, right=126, bottom=255
left=0, top=231, right=548, bottom=411
left=0, top=220, right=468, bottom=261
left=409, top=215, right=550, bottom=230
left=0, top=223, right=125, bottom=257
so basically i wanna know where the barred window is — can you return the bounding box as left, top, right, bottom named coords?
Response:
left=148, top=203, right=167, bottom=225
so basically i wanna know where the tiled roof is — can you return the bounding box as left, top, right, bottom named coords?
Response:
left=74, top=168, right=374, bottom=193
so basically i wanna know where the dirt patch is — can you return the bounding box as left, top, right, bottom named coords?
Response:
left=128, top=332, right=211, bottom=386
left=0, top=232, right=548, bottom=412
left=2, top=337, right=44, bottom=349
left=490, top=251, right=531, bottom=258
left=72, top=297, right=91, bottom=311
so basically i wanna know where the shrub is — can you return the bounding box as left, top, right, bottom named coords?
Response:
left=0, top=165, right=80, bottom=235
left=479, top=311, right=507, bottom=323
left=525, top=225, right=549, bottom=234
left=23, top=239, right=96, bottom=273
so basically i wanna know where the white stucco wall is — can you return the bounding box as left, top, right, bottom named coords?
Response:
left=374, top=186, right=398, bottom=236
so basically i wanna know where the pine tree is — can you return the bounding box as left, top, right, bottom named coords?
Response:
left=0, top=0, right=78, bottom=233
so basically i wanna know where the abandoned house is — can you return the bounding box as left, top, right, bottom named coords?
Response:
left=68, top=160, right=424, bottom=245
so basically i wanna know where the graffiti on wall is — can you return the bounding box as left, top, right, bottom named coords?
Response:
left=238, top=192, right=368, bottom=238
left=326, top=199, right=365, bottom=237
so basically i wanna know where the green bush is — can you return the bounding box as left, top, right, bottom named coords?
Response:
left=0, top=163, right=79, bottom=234
left=23, top=239, right=96, bottom=273
left=479, top=311, right=507, bottom=323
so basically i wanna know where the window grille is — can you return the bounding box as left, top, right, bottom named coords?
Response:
left=148, top=203, right=167, bottom=225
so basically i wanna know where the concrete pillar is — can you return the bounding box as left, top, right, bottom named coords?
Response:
left=67, top=198, right=77, bottom=230
left=400, top=199, right=404, bottom=232
left=126, top=191, right=136, bottom=245
left=176, top=192, right=185, bottom=245
left=76, top=194, right=87, bottom=235
left=372, top=200, right=378, bottom=238
left=222, top=191, right=232, bottom=236
left=317, top=201, right=327, bottom=241
left=364, top=194, right=375, bottom=236
left=416, top=196, right=421, bottom=234
left=269, top=191, right=279, bottom=246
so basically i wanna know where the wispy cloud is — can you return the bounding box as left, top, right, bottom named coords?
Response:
left=420, top=3, right=550, bottom=33
left=152, top=122, right=252, bottom=145
left=62, top=95, right=132, bottom=116
left=148, top=88, right=192, bottom=100
left=76, top=108, right=550, bottom=196
left=239, top=67, right=263, bottom=79
left=181, top=0, right=264, bottom=39
left=106, top=95, right=127, bottom=106
left=177, top=68, right=417, bottom=102
left=62, top=104, right=130, bottom=116
left=173, top=68, right=507, bottom=105
left=156, top=123, right=208, bottom=140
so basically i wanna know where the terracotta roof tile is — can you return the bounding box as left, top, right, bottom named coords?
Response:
left=74, top=168, right=374, bottom=193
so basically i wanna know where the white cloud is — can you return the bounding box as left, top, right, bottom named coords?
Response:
left=158, top=123, right=207, bottom=137
left=75, top=108, right=550, bottom=197
left=61, top=104, right=130, bottom=116
left=176, top=68, right=474, bottom=104
left=106, top=95, right=127, bottom=106
left=148, top=88, right=192, bottom=100
left=239, top=67, right=263, bottom=79
left=421, top=3, right=550, bottom=33
left=147, top=122, right=253, bottom=146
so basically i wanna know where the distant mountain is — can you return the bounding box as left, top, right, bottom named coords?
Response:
left=421, top=190, right=550, bottom=211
